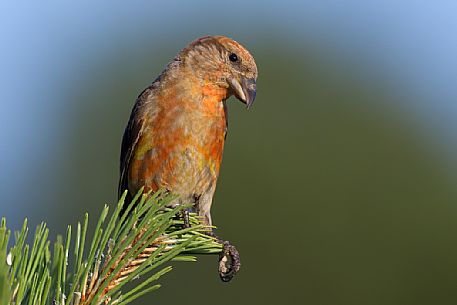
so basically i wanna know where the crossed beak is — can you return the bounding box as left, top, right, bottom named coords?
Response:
left=229, top=76, right=257, bottom=109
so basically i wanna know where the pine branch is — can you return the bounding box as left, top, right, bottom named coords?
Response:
left=0, top=190, right=222, bottom=305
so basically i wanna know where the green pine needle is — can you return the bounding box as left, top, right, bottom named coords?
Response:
left=0, top=190, right=222, bottom=305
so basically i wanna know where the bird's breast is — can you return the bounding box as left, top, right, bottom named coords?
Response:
left=129, top=92, right=227, bottom=195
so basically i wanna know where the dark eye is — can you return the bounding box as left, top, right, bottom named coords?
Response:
left=229, top=53, right=238, bottom=62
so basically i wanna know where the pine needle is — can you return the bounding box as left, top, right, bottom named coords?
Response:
left=0, top=190, right=222, bottom=305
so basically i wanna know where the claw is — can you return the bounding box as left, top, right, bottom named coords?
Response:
left=181, top=209, right=190, bottom=228
left=218, top=241, right=241, bottom=282
left=204, top=231, right=241, bottom=282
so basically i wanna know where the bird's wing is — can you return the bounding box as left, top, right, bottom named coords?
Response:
left=118, top=98, right=145, bottom=199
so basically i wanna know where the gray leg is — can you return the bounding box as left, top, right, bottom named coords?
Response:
left=181, top=209, right=190, bottom=228
left=198, top=192, right=241, bottom=282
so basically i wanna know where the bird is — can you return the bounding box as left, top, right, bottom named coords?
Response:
left=118, top=35, right=257, bottom=282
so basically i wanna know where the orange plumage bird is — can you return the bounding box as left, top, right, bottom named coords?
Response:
left=118, top=36, right=257, bottom=281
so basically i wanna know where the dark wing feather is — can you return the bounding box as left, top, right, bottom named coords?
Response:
left=118, top=98, right=144, bottom=199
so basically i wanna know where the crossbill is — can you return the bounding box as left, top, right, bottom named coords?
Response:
left=118, top=36, right=258, bottom=281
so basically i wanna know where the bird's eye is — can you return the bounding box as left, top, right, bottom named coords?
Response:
left=229, top=53, right=238, bottom=62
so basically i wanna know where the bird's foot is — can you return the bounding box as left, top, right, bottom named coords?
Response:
left=207, top=231, right=240, bottom=282
left=181, top=209, right=190, bottom=229
left=218, top=241, right=241, bottom=282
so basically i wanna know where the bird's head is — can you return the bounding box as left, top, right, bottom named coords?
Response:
left=180, top=35, right=258, bottom=108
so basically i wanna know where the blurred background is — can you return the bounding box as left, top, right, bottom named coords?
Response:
left=1, top=1, right=457, bottom=304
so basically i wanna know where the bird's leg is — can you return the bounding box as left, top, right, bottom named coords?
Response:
left=181, top=209, right=190, bottom=229
left=196, top=198, right=240, bottom=281
left=207, top=231, right=241, bottom=282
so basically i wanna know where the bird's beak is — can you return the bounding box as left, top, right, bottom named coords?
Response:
left=229, top=76, right=257, bottom=109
